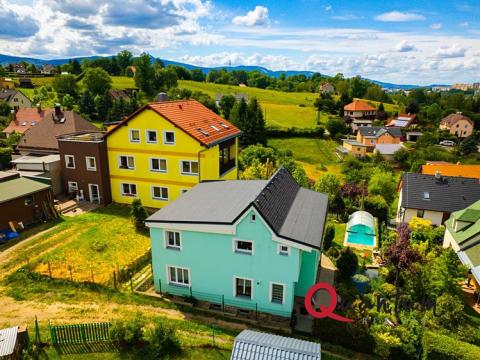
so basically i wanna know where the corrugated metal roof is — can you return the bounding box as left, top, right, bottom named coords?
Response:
left=231, top=330, right=321, bottom=360
left=0, top=326, right=18, bottom=357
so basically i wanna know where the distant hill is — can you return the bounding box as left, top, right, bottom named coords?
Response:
left=0, top=53, right=444, bottom=89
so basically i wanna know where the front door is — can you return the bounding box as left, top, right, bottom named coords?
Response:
left=88, top=184, right=100, bottom=203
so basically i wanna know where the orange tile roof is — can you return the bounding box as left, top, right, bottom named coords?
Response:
left=422, top=164, right=480, bottom=179
left=344, top=100, right=376, bottom=111
left=2, top=107, right=52, bottom=135
left=108, top=100, right=242, bottom=147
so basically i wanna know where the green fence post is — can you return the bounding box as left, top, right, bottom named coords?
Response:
left=222, top=295, right=224, bottom=313
left=212, top=325, right=216, bottom=346
left=255, top=303, right=258, bottom=321
left=159, top=279, right=162, bottom=293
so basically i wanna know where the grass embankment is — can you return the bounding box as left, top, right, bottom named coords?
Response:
left=178, top=80, right=333, bottom=130
left=268, top=137, right=342, bottom=181
left=0, top=205, right=150, bottom=284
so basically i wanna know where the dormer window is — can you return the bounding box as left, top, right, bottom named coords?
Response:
left=423, top=192, right=430, bottom=200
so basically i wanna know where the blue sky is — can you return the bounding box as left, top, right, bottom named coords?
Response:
left=1, top=0, right=479, bottom=84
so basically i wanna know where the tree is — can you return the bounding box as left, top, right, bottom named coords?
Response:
left=71, top=59, right=82, bottom=74
left=0, top=101, right=11, bottom=116
left=79, top=90, right=96, bottom=116
left=459, top=135, right=478, bottom=155
left=191, top=69, right=206, bottom=82
left=337, top=247, right=358, bottom=281
left=231, top=98, right=266, bottom=146
left=323, top=224, right=335, bottom=251
left=314, top=173, right=340, bottom=201
left=154, top=67, right=178, bottom=91
left=62, top=94, right=75, bottom=110
left=238, top=144, right=277, bottom=170
left=384, top=223, right=421, bottom=289
left=134, top=52, right=155, bottom=95
left=219, top=95, right=236, bottom=120
left=426, top=103, right=442, bottom=122
left=326, top=118, right=347, bottom=138
left=405, top=102, right=419, bottom=114
left=83, top=67, right=112, bottom=96
left=131, top=198, right=148, bottom=229
left=368, top=170, right=396, bottom=203
left=94, top=92, right=112, bottom=121
left=117, top=50, right=133, bottom=74
left=364, top=195, right=389, bottom=224
left=52, top=74, right=78, bottom=98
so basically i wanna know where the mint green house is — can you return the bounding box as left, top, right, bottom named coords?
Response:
left=146, top=168, right=328, bottom=318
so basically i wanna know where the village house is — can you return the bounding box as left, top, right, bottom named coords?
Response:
left=386, top=113, right=417, bottom=128
left=422, top=163, right=480, bottom=180
left=319, top=82, right=334, bottom=95
left=337, top=138, right=368, bottom=158
left=40, top=64, right=55, bottom=74
left=10, top=63, right=26, bottom=73
left=16, top=105, right=97, bottom=156
left=396, top=172, right=480, bottom=226
left=0, top=77, right=16, bottom=89
left=356, top=126, right=402, bottom=149
left=106, top=99, right=241, bottom=209
left=10, top=154, right=62, bottom=195
left=145, top=168, right=328, bottom=319
left=0, top=172, right=55, bottom=231
left=57, top=131, right=112, bottom=206
left=108, top=89, right=133, bottom=102
left=18, top=78, right=34, bottom=89
left=0, top=89, right=31, bottom=110
left=439, top=112, right=474, bottom=138
left=344, top=100, right=376, bottom=119
left=443, top=199, right=480, bottom=304
left=2, top=106, right=49, bottom=137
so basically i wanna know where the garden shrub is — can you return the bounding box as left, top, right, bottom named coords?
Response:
left=323, top=223, right=335, bottom=251
left=145, top=320, right=181, bottom=359
left=422, top=331, right=480, bottom=360
left=326, top=247, right=339, bottom=260
left=110, top=317, right=145, bottom=350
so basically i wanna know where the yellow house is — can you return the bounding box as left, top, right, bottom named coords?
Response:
left=106, top=100, right=241, bottom=208
left=340, top=139, right=367, bottom=158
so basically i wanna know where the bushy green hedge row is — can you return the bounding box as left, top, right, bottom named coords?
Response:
left=266, top=126, right=325, bottom=138
left=422, top=331, right=480, bottom=360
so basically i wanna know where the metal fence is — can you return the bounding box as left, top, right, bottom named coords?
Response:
left=49, top=321, right=111, bottom=346
left=157, top=280, right=292, bottom=318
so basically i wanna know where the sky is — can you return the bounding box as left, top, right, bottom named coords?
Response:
left=0, top=0, right=479, bottom=85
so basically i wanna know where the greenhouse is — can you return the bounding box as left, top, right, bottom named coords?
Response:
left=344, top=211, right=376, bottom=247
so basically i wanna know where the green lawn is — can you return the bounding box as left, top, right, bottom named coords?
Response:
left=1, top=205, right=150, bottom=284
left=268, top=137, right=342, bottom=181
left=110, top=76, right=136, bottom=89
left=178, top=80, right=328, bottom=129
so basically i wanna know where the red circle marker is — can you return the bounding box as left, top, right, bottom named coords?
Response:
left=304, top=282, right=353, bottom=323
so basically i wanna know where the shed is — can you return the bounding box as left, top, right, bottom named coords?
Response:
left=230, top=330, right=321, bottom=360
left=345, top=211, right=376, bottom=247
left=0, top=326, right=19, bottom=359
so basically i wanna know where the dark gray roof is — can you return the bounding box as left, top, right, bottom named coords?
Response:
left=231, top=330, right=321, bottom=360
left=0, top=89, right=17, bottom=101
left=358, top=126, right=402, bottom=138
left=400, top=173, right=480, bottom=213
left=147, top=168, right=328, bottom=249
left=0, top=326, right=18, bottom=357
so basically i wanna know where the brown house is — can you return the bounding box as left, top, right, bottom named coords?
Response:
left=16, top=105, right=97, bottom=155
left=0, top=172, right=54, bottom=230
left=57, top=131, right=112, bottom=206
left=439, top=112, right=474, bottom=138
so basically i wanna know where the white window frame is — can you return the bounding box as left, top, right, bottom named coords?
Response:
left=129, top=129, right=140, bottom=143
left=278, top=244, right=290, bottom=256
left=167, top=265, right=190, bottom=287
left=233, top=239, right=254, bottom=255
left=146, top=129, right=158, bottom=144
left=118, top=155, right=135, bottom=170
left=270, top=282, right=285, bottom=305
left=85, top=156, right=96, bottom=171
left=180, top=160, right=199, bottom=175
left=150, top=158, right=167, bottom=173
left=163, top=130, right=175, bottom=145
left=67, top=181, right=78, bottom=192
left=164, top=230, right=181, bottom=250
left=152, top=186, right=169, bottom=201
left=233, top=276, right=253, bottom=299
left=121, top=183, right=137, bottom=197
left=65, top=155, right=75, bottom=169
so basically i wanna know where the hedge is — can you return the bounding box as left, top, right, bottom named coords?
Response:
left=422, top=331, right=480, bottom=360
left=266, top=127, right=325, bottom=138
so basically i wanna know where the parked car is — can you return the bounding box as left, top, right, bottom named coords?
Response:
left=439, top=140, right=455, bottom=147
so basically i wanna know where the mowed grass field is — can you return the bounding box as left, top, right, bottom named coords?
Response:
left=0, top=205, right=150, bottom=284
left=178, top=80, right=327, bottom=129
left=268, top=137, right=342, bottom=181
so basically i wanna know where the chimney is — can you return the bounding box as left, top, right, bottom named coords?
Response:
left=435, top=171, right=442, bottom=180
left=156, top=92, right=168, bottom=102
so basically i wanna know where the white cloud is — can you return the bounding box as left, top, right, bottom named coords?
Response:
left=395, top=40, right=417, bottom=52
left=434, top=45, right=467, bottom=58
left=331, top=14, right=360, bottom=21
left=232, top=6, right=269, bottom=27
left=375, top=11, right=425, bottom=22
left=430, top=23, right=442, bottom=29
left=324, top=5, right=332, bottom=12
left=179, top=52, right=296, bottom=70
left=460, top=21, right=469, bottom=27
